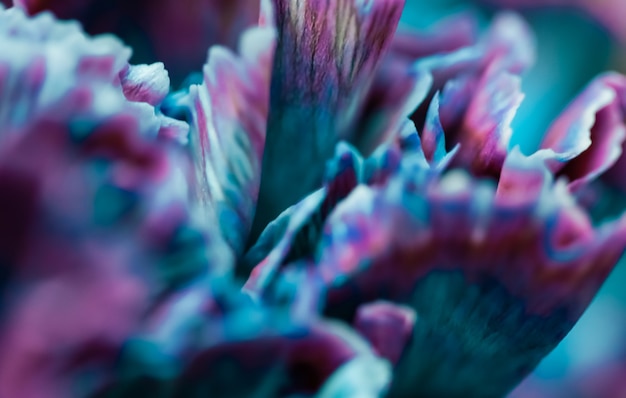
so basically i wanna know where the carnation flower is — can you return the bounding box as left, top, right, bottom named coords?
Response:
left=0, top=0, right=625, bottom=397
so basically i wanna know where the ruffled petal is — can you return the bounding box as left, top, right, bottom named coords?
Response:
left=252, top=0, right=406, bottom=237
left=119, top=63, right=170, bottom=106
left=540, top=72, right=626, bottom=191
left=0, top=94, right=216, bottom=398
left=243, top=128, right=447, bottom=296
left=0, top=239, right=150, bottom=398
left=351, top=13, right=478, bottom=156
left=345, top=13, right=480, bottom=156
left=0, top=6, right=186, bottom=143
left=314, top=171, right=626, bottom=396
left=414, top=13, right=532, bottom=177
left=248, top=158, right=626, bottom=396
left=188, top=17, right=276, bottom=256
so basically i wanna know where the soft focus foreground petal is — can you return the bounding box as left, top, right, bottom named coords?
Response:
left=0, top=113, right=152, bottom=397
left=0, top=122, right=158, bottom=387
left=0, top=9, right=228, bottom=397
left=0, top=77, right=231, bottom=392
left=540, top=72, right=626, bottom=191
left=0, top=7, right=125, bottom=130
left=14, top=0, right=261, bottom=84
left=93, top=290, right=391, bottom=397
left=0, top=109, right=226, bottom=397
left=0, top=238, right=150, bottom=398
left=188, top=19, right=276, bottom=257
left=354, top=301, right=417, bottom=365
left=415, top=12, right=533, bottom=177
left=252, top=0, right=405, bottom=239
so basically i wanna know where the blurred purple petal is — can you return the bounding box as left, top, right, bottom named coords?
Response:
left=95, top=291, right=391, bottom=397
left=354, top=301, right=417, bottom=365
left=0, top=239, right=149, bottom=398
left=0, top=8, right=230, bottom=397
left=391, top=13, right=479, bottom=62
left=481, top=0, right=626, bottom=44
left=14, top=0, right=262, bottom=84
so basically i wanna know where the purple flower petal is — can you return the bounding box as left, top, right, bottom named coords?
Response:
left=390, top=14, right=479, bottom=62
left=0, top=113, right=164, bottom=398
left=248, top=158, right=626, bottom=395
left=252, top=0, right=406, bottom=237
left=188, top=14, right=276, bottom=256
left=0, top=6, right=185, bottom=143
left=119, top=63, right=170, bottom=106
left=351, top=64, right=431, bottom=156
left=540, top=72, right=626, bottom=191
left=0, top=239, right=150, bottom=398
left=315, top=171, right=626, bottom=396
left=414, top=13, right=533, bottom=177
left=354, top=301, right=417, bottom=365
left=337, top=13, right=479, bottom=159
left=244, top=142, right=364, bottom=292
